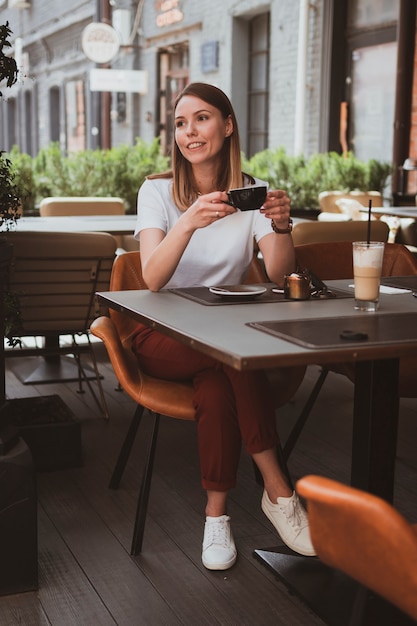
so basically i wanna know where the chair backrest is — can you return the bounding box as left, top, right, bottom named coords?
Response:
left=245, top=253, right=269, bottom=283
left=296, top=475, right=417, bottom=621
left=318, top=190, right=383, bottom=213
left=38, top=196, right=137, bottom=253
left=109, top=250, right=268, bottom=294
left=295, top=241, right=417, bottom=280
left=5, top=231, right=117, bottom=336
left=94, top=251, right=195, bottom=418
left=39, top=197, right=125, bottom=216
left=292, top=219, right=389, bottom=246
left=107, top=252, right=148, bottom=345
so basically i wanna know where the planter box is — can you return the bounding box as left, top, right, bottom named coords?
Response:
left=9, top=395, right=82, bottom=471
left=0, top=438, right=38, bottom=595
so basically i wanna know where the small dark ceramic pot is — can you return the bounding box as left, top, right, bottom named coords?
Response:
left=284, top=272, right=311, bottom=300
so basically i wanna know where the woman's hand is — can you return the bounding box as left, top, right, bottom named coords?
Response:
left=260, top=190, right=291, bottom=229
left=258, top=189, right=295, bottom=286
left=181, top=191, right=237, bottom=230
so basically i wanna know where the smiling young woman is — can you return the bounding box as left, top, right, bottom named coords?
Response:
left=131, top=82, right=315, bottom=571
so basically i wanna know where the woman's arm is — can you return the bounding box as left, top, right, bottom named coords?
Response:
left=258, top=190, right=296, bottom=286
left=139, top=222, right=193, bottom=291
left=140, top=191, right=236, bottom=291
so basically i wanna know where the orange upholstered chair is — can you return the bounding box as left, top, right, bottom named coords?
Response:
left=297, top=475, right=417, bottom=623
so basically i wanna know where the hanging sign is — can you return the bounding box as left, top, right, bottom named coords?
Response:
left=155, top=0, right=184, bottom=27
left=82, top=23, right=120, bottom=64
left=89, top=69, right=148, bottom=94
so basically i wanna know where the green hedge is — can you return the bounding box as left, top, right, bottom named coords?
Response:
left=8, top=142, right=392, bottom=213
left=242, top=149, right=392, bottom=209
left=8, top=139, right=169, bottom=213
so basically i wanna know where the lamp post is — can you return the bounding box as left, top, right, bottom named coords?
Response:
left=99, top=0, right=111, bottom=149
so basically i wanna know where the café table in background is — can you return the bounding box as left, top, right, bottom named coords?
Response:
left=14, top=214, right=138, bottom=236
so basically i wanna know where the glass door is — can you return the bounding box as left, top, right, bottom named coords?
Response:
left=158, top=44, right=189, bottom=155
left=349, top=41, right=397, bottom=161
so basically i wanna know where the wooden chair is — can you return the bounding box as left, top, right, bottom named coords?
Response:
left=318, top=190, right=383, bottom=214
left=39, top=196, right=126, bottom=216
left=39, top=196, right=138, bottom=252
left=292, top=219, right=389, bottom=246
left=90, top=251, right=306, bottom=554
left=296, top=475, right=417, bottom=623
left=295, top=239, right=417, bottom=281
left=5, top=231, right=117, bottom=418
left=282, top=242, right=417, bottom=460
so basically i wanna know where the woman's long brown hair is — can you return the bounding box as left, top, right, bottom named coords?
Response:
left=149, top=82, right=247, bottom=211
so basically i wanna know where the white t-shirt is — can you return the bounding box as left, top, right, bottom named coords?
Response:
left=135, top=177, right=272, bottom=289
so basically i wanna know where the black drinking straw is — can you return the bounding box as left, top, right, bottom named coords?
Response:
left=367, top=199, right=372, bottom=245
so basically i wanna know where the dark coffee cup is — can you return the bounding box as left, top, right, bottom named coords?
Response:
left=227, top=185, right=267, bottom=211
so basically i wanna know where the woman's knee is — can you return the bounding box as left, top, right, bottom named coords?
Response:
left=193, top=368, right=235, bottom=416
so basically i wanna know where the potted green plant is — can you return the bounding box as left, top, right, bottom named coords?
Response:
left=0, top=153, right=23, bottom=351
left=0, top=149, right=21, bottom=233
left=0, top=21, right=21, bottom=452
left=0, top=21, right=20, bottom=225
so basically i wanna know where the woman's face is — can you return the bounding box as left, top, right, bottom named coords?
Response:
left=174, top=95, right=233, bottom=168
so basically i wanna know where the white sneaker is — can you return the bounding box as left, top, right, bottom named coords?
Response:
left=261, top=490, right=317, bottom=557
left=202, top=515, right=237, bottom=570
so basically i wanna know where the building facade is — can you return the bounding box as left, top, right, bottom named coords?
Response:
left=1, top=0, right=415, bottom=193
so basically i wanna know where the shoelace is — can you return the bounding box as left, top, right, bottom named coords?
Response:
left=280, top=498, right=308, bottom=532
left=205, top=518, right=230, bottom=548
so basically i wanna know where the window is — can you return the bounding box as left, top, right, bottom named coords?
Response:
left=344, top=0, right=398, bottom=162
left=24, top=90, right=32, bottom=156
left=247, top=13, right=270, bottom=158
left=349, top=0, right=399, bottom=28
left=7, top=98, right=17, bottom=149
left=65, top=80, right=86, bottom=152
left=158, top=44, right=189, bottom=155
left=328, top=0, right=398, bottom=160
left=350, top=41, right=397, bottom=161
left=49, top=87, right=60, bottom=143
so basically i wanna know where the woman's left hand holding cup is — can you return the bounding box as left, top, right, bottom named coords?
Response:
left=260, top=190, right=291, bottom=229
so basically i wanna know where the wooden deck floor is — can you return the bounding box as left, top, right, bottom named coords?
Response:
left=2, top=342, right=417, bottom=625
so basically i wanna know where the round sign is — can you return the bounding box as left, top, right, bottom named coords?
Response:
left=82, top=22, right=120, bottom=64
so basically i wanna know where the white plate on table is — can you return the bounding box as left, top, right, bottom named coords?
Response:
left=209, top=285, right=267, bottom=298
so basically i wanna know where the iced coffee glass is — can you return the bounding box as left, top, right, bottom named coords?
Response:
left=352, top=241, right=385, bottom=311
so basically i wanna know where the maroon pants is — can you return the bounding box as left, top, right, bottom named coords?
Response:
left=132, top=324, right=280, bottom=491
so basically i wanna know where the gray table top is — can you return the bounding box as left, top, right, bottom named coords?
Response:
left=361, top=206, right=417, bottom=219
left=98, top=279, right=417, bottom=371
